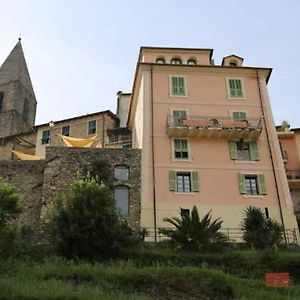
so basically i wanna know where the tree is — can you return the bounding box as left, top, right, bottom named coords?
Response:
left=49, top=179, right=135, bottom=260
left=163, top=206, right=227, bottom=252
left=241, top=206, right=283, bottom=250
left=0, top=182, right=22, bottom=257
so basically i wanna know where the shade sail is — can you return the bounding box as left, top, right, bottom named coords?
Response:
left=12, top=150, right=43, bottom=161
left=57, top=134, right=98, bottom=148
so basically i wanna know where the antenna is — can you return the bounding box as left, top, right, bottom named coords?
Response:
left=18, top=31, right=22, bottom=42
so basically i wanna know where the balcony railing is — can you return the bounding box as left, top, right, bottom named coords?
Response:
left=167, top=116, right=262, bottom=139
left=106, top=134, right=132, bottom=144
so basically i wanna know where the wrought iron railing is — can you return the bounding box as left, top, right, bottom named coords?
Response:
left=142, top=227, right=299, bottom=245
left=167, top=116, right=262, bottom=130
left=106, top=134, right=132, bottom=144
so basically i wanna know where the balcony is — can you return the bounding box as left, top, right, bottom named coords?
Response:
left=286, top=170, right=300, bottom=188
left=167, top=116, right=262, bottom=139
left=106, top=127, right=132, bottom=147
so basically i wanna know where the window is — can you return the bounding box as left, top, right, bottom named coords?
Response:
left=61, top=125, right=70, bottom=136
left=174, top=139, right=189, bottom=159
left=172, top=110, right=187, bottom=125
left=156, top=57, right=165, bottom=64
left=169, top=171, right=199, bottom=193
left=231, top=111, right=247, bottom=121
left=170, top=76, right=186, bottom=96
left=41, top=130, right=50, bottom=144
left=171, top=57, right=182, bottom=65
left=88, top=120, right=96, bottom=135
left=229, top=140, right=259, bottom=161
left=180, top=208, right=190, bottom=217
left=114, top=165, right=129, bottom=181
left=0, top=92, right=3, bottom=112
left=238, top=174, right=267, bottom=195
left=22, top=98, right=29, bottom=122
left=228, top=79, right=244, bottom=98
left=229, top=61, right=237, bottom=67
left=187, top=59, right=197, bottom=65
left=265, top=207, right=269, bottom=219
left=114, top=186, right=129, bottom=217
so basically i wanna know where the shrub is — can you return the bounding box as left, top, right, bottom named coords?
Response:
left=241, top=206, right=283, bottom=250
left=163, top=206, right=228, bottom=252
left=49, top=179, right=136, bottom=260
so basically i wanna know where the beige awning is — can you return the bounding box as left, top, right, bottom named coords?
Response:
left=12, top=150, right=43, bottom=160
left=57, top=134, right=98, bottom=148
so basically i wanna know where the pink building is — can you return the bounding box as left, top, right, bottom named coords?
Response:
left=127, top=47, right=298, bottom=240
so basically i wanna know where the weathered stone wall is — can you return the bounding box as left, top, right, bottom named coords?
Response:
left=41, top=147, right=141, bottom=230
left=0, top=161, right=45, bottom=232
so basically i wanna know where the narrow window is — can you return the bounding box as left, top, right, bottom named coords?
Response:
left=114, top=165, right=129, bottom=181
left=171, top=58, right=182, bottom=65
left=0, top=92, right=4, bottom=112
left=88, top=120, right=97, bottom=135
left=244, top=175, right=259, bottom=195
left=156, top=57, right=165, bottom=64
left=114, top=186, right=129, bottom=217
left=228, top=79, right=244, bottom=98
left=61, top=125, right=70, bottom=136
left=41, top=130, right=50, bottom=144
left=171, top=76, right=186, bottom=96
left=177, top=172, right=191, bottom=192
left=174, top=139, right=189, bottom=159
left=23, top=98, right=29, bottom=122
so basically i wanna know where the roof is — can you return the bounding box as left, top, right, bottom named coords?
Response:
left=221, top=54, right=244, bottom=65
left=0, top=39, right=35, bottom=97
left=35, top=110, right=118, bottom=128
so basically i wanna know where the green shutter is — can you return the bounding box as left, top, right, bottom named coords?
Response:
left=229, top=79, right=236, bottom=97
left=229, top=79, right=243, bottom=97
left=232, top=112, right=247, bottom=121
left=169, top=171, right=177, bottom=191
left=172, top=77, right=178, bottom=95
left=191, top=172, right=199, bottom=192
left=249, top=142, right=260, bottom=161
left=238, top=173, right=246, bottom=194
left=229, top=141, right=238, bottom=160
left=178, top=77, right=185, bottom=95
left=258, top=174, right=267, bottom=195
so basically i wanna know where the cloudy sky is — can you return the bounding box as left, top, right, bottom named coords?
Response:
left=0, top=0, right=299, bottom=127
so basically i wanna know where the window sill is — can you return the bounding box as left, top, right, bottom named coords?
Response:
left=243, top=194, right=265, bottom=199
left=174, top=192, right=197, bottom=195
left=172, top=158, right=192, bottom=162
left=227, top=96, right=246, bottom=100
left=234, top=160, right=257, bottom=164
left=169, top=94, right=188, bottom=98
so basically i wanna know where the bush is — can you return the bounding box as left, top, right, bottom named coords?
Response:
left=163, top=206, right=228, bottom=252
left=0, top=182, right=22, bottom=258
left=242, top=206, right=283, bottom=250
left=49, top=179, right=137, bottom=260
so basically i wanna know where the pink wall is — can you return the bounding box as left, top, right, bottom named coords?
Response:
left=279, top=134, right=300, bottom=171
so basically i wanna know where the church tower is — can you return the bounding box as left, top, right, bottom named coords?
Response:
left=0, top=39, right=37, bottom=137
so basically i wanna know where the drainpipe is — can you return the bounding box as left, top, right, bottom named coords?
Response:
left=256, top=71, right=287, bottom=243
left=150, top=65, right=157, bottom=242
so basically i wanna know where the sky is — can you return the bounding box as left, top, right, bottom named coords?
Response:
left=0, top=0, right=299, bottom=127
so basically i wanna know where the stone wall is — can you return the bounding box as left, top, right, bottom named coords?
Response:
left=41, top=147, right=141, bottom=230
left=0, top=160, right=45, bottom=232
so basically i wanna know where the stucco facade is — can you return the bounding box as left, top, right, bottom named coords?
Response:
left=128, top=47, right=299, bottom=239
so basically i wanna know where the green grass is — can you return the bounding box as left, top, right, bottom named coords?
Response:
left=1, top=258, right=300, bottom=300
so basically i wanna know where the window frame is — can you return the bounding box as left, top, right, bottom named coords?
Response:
left=238, top=173, right=267, bottom=196
left=169, top=170, right=199, bottom=193
left=226, top=77, right=246, bottom=100
left=41, top=129, right=50, bottom=144
left=229, top=140, right=260, bottom=161
left=156, top=57, right=165, bottom=64
left=88, top=120, right=97, bottom=135
left=169, top=75, right=187, bottom=97
left=230, top=110, right=248, bottom=121
left=172, top=138, right=190, bottom=160
left=170, top=57, right=182, bottom=65
left=61, top=125, right=70, bottom=136
left=114, top=185, right=130, bottom=217
left=114, top=165, right=129, bottom=181
left=187, top=58, right=197, bottom=65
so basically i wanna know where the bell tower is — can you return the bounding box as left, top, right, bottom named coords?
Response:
left=0, top=39, right=37, bottom=137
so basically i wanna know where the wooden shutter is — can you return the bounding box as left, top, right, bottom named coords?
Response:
left=169, top=171, right=177, bottom=191
left=249, top=142, right=260, bottom=161
left=191, top=172, right=199, bottom=192
left=229, top=79, right=236, bottom=97
left=236, top=80, right=243, bottom=97
left=172, top=77, right=178, bottom=95
left=238, top=173, right=246, bottom=194
left=258, top=174, right=267, bottom=195
left=178, top=77, right=185, bottom=95
left=232, top=112, right=247, bottom=121
left=229, top=141, right=238, bottom=160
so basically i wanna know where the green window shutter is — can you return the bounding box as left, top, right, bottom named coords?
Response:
left=258, top=174, right=267, bottom=195
left=191, top=172, right=199, bottom=192
left=172, top=77, right=178, bottom=95
left=169, top=171, right=177, bottom=191
left=249, top=142, right=260, bottom=161
left=178, top=77, right=185, bottom=95
left=238, top=173, right=246, bottom=194
left=229, top=141, right=238, bottom=160
left=229, top=79, right=236, bottom=97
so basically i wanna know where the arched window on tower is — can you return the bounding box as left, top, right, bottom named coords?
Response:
left=0, top=92, right=4, bottom=113
left=114, top=185, right=129, bottom=217
left=23, top=98, right=29, bottom=122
